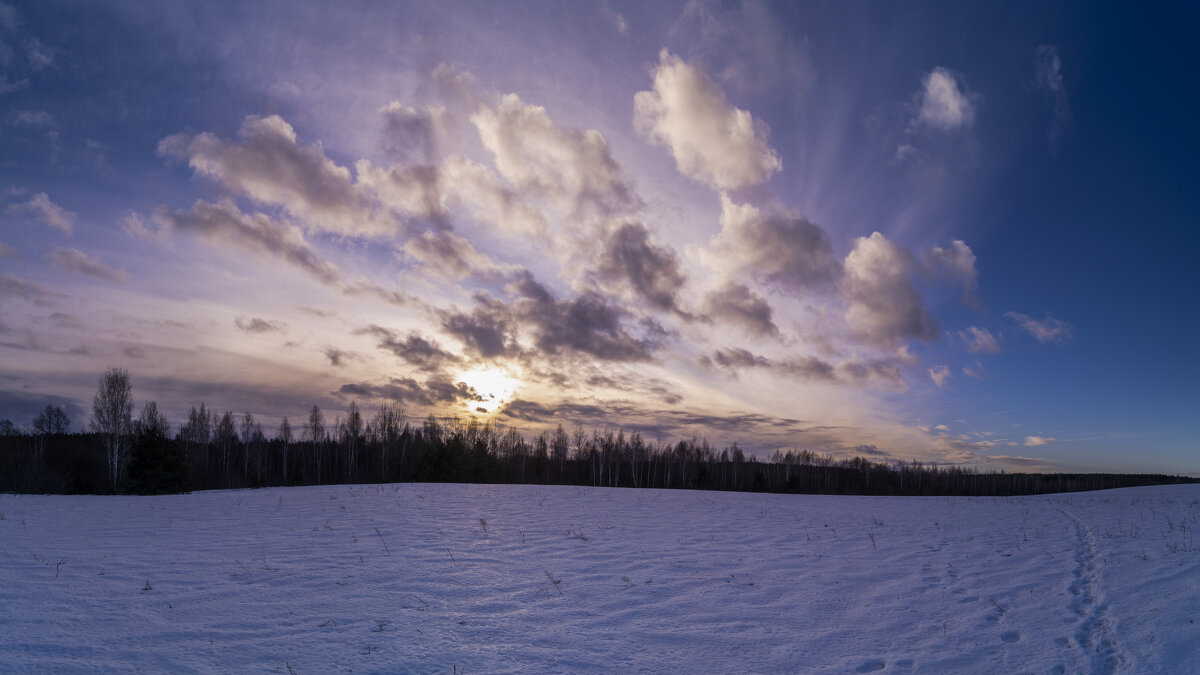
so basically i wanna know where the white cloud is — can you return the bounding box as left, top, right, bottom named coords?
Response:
left=929, top=364, right=951, bottom=389
left=5, top=192, right=75, bottom=234
left=1005, top=311, right=1073, bottom=343
left=46, top=248, right=126, bottom=283
left=442, top=154, right=550, bottom=241
left=958, top=326, right=1000, bottom=354
left=1034, top=45, right=1072, bottom=153
left=913, top=67, right=975, bottom=131
left=923, top=239, right=979, bottom=304
left=472, top=94, right=640, bottom=217
left=634, top=50, right=781, bottom=190
left=1023, top=435, right=1054, bottom=447
left=962, top=362, right=984, bottom=379
left=158, top=115, right=388, bottom=237
left=842, top=232, right=937, bottom=348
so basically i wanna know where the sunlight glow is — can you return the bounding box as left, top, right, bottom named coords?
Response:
left=457, top=366, right=521, bottom=416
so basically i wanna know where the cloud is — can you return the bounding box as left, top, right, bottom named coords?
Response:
left=354, top=161, right=446, bottom=225
left=842, top=232, right=937, bottom=348
left=428, top=62, right=476, bottom=109
left=835, top=357, right=907, bottom=391
left=929, top=364, right=951, bottom=389
left=701, top=347, right=850, bottom=386
left=923, top=239, right=979, bottom=305
left=1034, top=45, right=1071, bottom=154
left=336, top=375, right=481, bottom=408
left=46, top=248, right=126, bottom=283
left=634, top=50, right=781, bottom=190
left=0, top=2, right=16, bottom=32
left=675, top=0, right=816, bottom=100
left=234, top=316, right=287, bottom=334
left=6, top=192, right=75, bottom=234
left=0, top=241, right=17, bottom=259
left=159, top=115, right=386, bottom=237
left=472, top=93, right=640, bottom=216
left=379, top=102, right=447, bottom=165
left=700, top=281, right=778, bottom=337
left=12, top=109, right=54, bottom=129
left=913, top=67, right=976, bottom=131
left=23, top=37, right=53, bottom=70
left=401, top=229, right=516, bottom=281
left=442, top=154, right=549, bottom=240
left=439, top=295, right=518, bottom=359
left=355, top=324, right=459, bottom=372
left=957, top=326, right=1000, bottom=354
left=595, top=221, right=687, bottom=313
left=1023, top=435, right=1054, bottom=447
left=962, top=362, right=984, bottom=379
left=510, top=276, right=663, bottom=362
left=1005, top=311, right=1073, bottom=343
left=708, top=195, right=839, bottom=291
left=323, top=347, right=355, bottom=367
left=154, top=199, right=340, bottom=285
left=0, top=273, right=57, bottom=305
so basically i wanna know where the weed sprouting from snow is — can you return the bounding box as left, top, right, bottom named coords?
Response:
left=545, top=570, right=563, bottom=594
left=373, top=619, right=391, bottom=632
left=479, top=518, right=488, bottom=534
left=375, top=528, right=390, bottom=555
left=142, top=579, right=153, bottom=591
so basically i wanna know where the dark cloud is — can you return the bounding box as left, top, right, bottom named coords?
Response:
left=702, top=348, right=836, bottom=383
left=439, top=295, right=516, bottom=359
left=595, top=221, right=687, bottom=313
left=234, top=316, right=287, bottom=334
left=46, top=248, right=126, bottom=283
left=836, top=357, right=907, bottom=390
left=48, top=312, right=84, bottom=330
left=355, top=324, right=458, bottom=372
left=379, top=102, right=444, bottom=165
left=0, top=273, right=58, bottom=305
left=402, top=229, right=512, bottom=281
left=585, top=375, right=684, bottom=406
left=0, top=388, right=85, bottom=429
left=123, top=346, right=147, bottom=359
left=156, top=200, right=340, bottom=284
left=335, top=376, right=481, bottom=407
left=713, top=196, right=840, bottom=291
left=851, top=444, right=890, bottom=458
left=499, top=398, right=847, bottom=453
left=323, top=347, right=355, bottom=367
left=701, top=281, right=778, bottom=337
left=511, top=276, right=662, bottom=362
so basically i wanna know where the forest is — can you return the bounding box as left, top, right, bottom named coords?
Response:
left=1, top=369, right=1193, bottom=497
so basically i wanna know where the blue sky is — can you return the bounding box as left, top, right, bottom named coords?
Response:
left=1, top=1, right=1196, bottom=474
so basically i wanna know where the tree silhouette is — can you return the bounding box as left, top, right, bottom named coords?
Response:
left=91, top=368, right=132, bottom=492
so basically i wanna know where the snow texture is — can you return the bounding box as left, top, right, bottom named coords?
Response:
left=2, top=483, right=1198, bottom=673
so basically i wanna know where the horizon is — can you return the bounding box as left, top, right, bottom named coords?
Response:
left=1, top=1, right=1197, bottom=475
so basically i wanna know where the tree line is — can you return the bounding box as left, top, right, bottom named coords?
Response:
left=1, top=368, right=1194, bottom=496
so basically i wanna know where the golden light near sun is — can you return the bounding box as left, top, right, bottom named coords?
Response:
left=456, top=366, right=521, bottom=416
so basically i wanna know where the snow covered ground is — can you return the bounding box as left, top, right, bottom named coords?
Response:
left=2, top=483, right=1198, bottom=673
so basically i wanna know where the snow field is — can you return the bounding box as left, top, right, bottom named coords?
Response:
left=1, top=483, right=1198, bottom=673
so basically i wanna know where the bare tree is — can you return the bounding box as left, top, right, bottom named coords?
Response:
left=214, top=411, right=237, bottom=478
left=91, top=368, right=133, bottom=491
left=344, top=401, right=362, bottom=481
left=371, top=402, right=405, bottom=480
left=307, top=405, right=324, bottom=484
left=277, top=416, right=292, bottom=482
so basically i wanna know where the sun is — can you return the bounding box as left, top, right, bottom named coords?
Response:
left=456, top=366, right=521, bottom=416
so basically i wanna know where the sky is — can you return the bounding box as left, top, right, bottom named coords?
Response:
left=1, top=1, right=1197, bottom=475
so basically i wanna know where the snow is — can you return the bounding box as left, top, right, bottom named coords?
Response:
left=2, top=483, right=1198, bottom=673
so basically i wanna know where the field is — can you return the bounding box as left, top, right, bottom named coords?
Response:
left=2, top=483, right=1199, bottom=673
